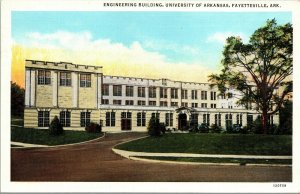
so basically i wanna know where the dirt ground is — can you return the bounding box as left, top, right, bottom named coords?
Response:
left=11, top=132, right=292, bottom=182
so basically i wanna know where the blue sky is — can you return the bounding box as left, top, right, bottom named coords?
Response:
left=12, top=11, right=292, bottom=72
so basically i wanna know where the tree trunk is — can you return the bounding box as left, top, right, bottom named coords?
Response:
left=262, top=109, right=268, bottom=134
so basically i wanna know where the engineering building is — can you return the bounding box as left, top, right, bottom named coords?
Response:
left=23, top=60, right=279, bottom=132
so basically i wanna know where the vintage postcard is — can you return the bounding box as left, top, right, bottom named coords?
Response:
left=1, top=0, right=300, bottom=193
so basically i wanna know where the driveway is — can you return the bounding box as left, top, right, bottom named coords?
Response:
left=11, top=132, right=292, bottom=182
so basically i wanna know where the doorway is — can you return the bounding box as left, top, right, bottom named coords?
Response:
left=178, top=113, right=187, bottom=130
left=121, top=112, right=132, bottom=130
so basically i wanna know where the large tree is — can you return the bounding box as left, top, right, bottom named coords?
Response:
left=11, top=82, right=25, bottom=117
left=209, top=19, right=293, bottom=134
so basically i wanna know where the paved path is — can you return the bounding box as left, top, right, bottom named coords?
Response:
left=11, top=132, right=292, bottom=182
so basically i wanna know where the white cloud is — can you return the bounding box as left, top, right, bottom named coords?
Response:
left=207, top=32, right=249, bottom=44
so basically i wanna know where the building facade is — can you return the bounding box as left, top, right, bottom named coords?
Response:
left=24, top=60, right=279, bottom=132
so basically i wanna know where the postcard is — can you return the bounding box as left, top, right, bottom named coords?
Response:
left=1, top=0, right=300, bottom=193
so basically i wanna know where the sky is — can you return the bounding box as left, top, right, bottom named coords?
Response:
left=11, top=12, right=291, bottom=87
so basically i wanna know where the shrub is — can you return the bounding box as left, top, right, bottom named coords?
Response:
left=49, top=116, right=64, bottom=136
left=147, top=116, right=161, bottom=136
left=199, top=123, right=209, bottom=133
left=85, top=122, right=102, bottom=133
left=159, top=122, right=166, bottom=134
left=209, top=124, right=222, bottom=133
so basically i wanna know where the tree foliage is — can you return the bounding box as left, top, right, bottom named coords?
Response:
left=147, top=116, right=162, bottom=136
left=279, top=100, right=292, bottom=134
left=11, top=82, right=25, bottom=117
left=209, top=19, right=293, bottom=134
left=49, top=116, right=64, bottom=136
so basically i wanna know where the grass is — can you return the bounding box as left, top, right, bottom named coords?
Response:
left=116, top=133, right=292, bottom=155
left=136, top=156, right=292, bottom=165
left=11, top=126, right=103, bottom=146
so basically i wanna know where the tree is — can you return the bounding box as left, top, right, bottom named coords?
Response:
left=11, top=82, right=25, bottom=117
left=279, top=100, right=292, bottom=134
left=49, top=116, right=64, bottom=136
left=147, top=116, right=161, bottom=136
left=209, top=19, right=293, bottom=134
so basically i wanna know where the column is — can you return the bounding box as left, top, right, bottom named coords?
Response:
left=145, top=86, right=149, bottom=106
left=52, top=71, right=58, bottom=107
left=97, top=73, right=102, bottom=108
left=25, top=68, right=31, bottom=106
left=167, top=88, right=171, bottom=107
left=72, top=72, right=78, bottom=107
left=30, top=70, right=36, bottom=106
left=156, top=87, right=160, bottom=106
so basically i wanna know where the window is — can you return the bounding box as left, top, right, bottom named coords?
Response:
left=247, top=114, right=253, bottom=126
left=121, top=112, right=132, bottom=119
left=191, top=113, right=198, bottom=127
left=138, top=87, right=145, bottom=97
left=113, top=100, right=122, bottom=105
left=160, top=88, right=168, bottom=98
left=203, top=114, right=210, bottom=126
left=138, top=100, right=146, bottom=106
left=102, top=84, right=109, bottom=96
left=236, top=114, right=243, bottom=125
left=192, top=103, right=198, bottom=108
left=149, top=101, right=156, bottom=106
left=165, top=113, right=173, bottom=126
left=137, top=112, right=146, bottom=126
left=191, top=90, right=198, bottom=99
left=171, top=88, right=178, bottom=99
left=221, top=93, right=226, bottom=99
left=80, top=74, right=91, bottom=87
left=171, top=102, right=178, bottom=107
left=113, top=85, right=122, bottom=96
left=149, top=87, right=156, bottom=98
left=106, top=112, right=115, bottom=126
left=181, top=89, right=188, bottom=99
left=126, top=86, right=134, bottom=97
left=102, top=99, right=109, bottom=104
left=151, top=113, right=160, bottom=122
left=228, top=92, right=233, bottom=98
left=215, top=114, right=221, bottom=127
left=38, top=70, right=51, bottom=85
left=225, top=114, right=233, bottom=129
left=182, top=102, right=188, bottom=107
left=160, top=101, right=168, bottom=107
left=60, top=111, right=71, bottom=127
left=80, top=112, right=91, bottom=127
left=211, top=91, right=216, bottom=100
left=38, top=111, right=49, bottom=127
left=201, top=103, right=207, bottom=108
left=60, top=72, right=71, bottom=86
left=201, top=91, right=207, bottom=100
left=125, top=100, right=134, bottom=105
left=210, top=104, right=216, bottom=108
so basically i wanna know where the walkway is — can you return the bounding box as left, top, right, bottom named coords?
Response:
left=11, top=132, right=292, bottom=182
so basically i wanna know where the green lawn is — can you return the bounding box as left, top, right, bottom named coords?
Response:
left=11, top=127, right=103, bottom=146
left=116, top=133, right=292, bottom=155
left=136, top=156, right=292, bottom=165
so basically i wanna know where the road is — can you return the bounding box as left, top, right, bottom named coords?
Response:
left=11, top=132, right=292, bottom=182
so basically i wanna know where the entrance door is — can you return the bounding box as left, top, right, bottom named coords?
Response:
left=121, top=112, right=132, bottom=130
left=178, top=113, right=187, bottom=130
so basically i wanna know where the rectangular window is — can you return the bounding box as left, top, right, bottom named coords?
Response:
left=160, top=101, right=168, bottom=107
left=203, top=114, right=210, bottom=126
left=60, top=111, right=71, bottom=127
left=106, top=112, right=115, bottom=126
left=181, top=89, right=188, bottom=99
left=210, top=104, right=216, bottom=108
left=201, top=103, right=207, bottom=108
left=171, top=102, right=178, bottom=107
left=165, top=113, right=173, bottom=126
left=102, top=84, right=109, bottom=96
left=182, top=102, right=188, bottom=107
left=38, top=70, right=51, bottom=85
left=102, top=99, right=109, bottom=104
left=149, top=87, right=156, bottom=98
left=211, top=91, right=216, bottom=100
left=151, top=112, right=160, bottom=122
left=191, top=90, right=198, bottom=99
left=138, top=100, right=146, bottom=106
left=192, top=103, right=198, bottom=108
left=160, top=88, right=168, bottom=98
left=171, top=88, right=178, bottom=99
left=60, top=72, right=71, bottom=86
left=126, top=86, right=134, bottom=97
left=236, top=114, right=243, bottom=125
left=38, top=111, right=50, bottom=127
left=228, top=92, right=233, bottom=98
left=121, top=112, right=132, bottom=119
left=113, top=85, right=122, bottom=96
left=138, top=87, right=145, bottom=97
left=225, top=114, right=233, bottom=129
left=80, top=74, right=91, bottom=87
left=215, top=114, right=221, bottom=127
left=137, top=112, right=146, bottom=126
left=149, top=101, right=156, bottom=106
left=191, top=113, right=198, bottom=127
left=80, top=112, right=91, bottom=127
left=125, top=100, right=134, bottom=105
left=247, top=114, right=254, bottom=126
left=201, top=91, right=207, bottom=100
left=113, top=100, right=122, bottom=105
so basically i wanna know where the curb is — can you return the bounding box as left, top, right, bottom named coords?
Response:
left=11, top=132, right=106, bottom=149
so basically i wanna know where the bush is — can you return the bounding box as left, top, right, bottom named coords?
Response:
left=49, top=116, right=64, bottom=136
left=159, top=123, right=166, bottom=134
left=199, top=123, right=209, bottom=133
left=85, top=122, right=102, bottom=133
left=209, top=124, right=222, bottom=133
left=147, top=116, right=162, bottom=136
